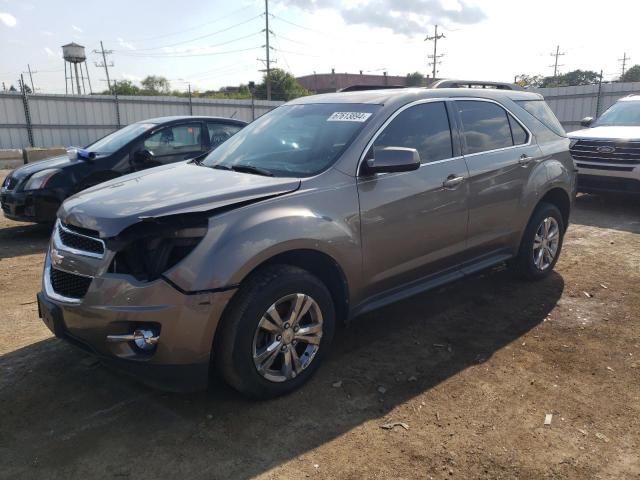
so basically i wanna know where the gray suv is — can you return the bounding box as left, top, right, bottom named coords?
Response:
left=37, top=85, right=575, bottom=398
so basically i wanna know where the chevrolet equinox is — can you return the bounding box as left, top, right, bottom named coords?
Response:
left=37, top=85, right=575, bottom=398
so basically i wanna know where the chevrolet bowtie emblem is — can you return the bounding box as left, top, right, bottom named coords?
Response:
left=51, top=248, right=64, bottom=265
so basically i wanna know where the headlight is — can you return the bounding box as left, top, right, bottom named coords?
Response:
left=110, top=225, right=207, bottom=281
left=23, top=169, right=61, bottom=190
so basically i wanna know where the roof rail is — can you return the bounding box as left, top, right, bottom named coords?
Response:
left=338, top=84, right=407, bottom=92
left=430, top=79, right=524, bottom=91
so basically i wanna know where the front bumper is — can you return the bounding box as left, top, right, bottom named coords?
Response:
left=577, top=168, right=640, bottom=194
left=39, top=250, right=236, bottom=392
left=1, top=187, right=62, bottom=223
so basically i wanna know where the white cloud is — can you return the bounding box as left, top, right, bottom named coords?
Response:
left=0, top=12, right=17, bottom=27
left=117, top=37, right=136, bottom=50
left=71, top=24, right=83, bottom=33
left=274, top=0, right=485, bottom=36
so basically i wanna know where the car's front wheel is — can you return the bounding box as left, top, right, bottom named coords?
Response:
left=214, top=265, right=335, bottom=399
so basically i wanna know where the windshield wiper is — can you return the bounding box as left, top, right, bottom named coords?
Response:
left=213, top=164, right=274, bottom=177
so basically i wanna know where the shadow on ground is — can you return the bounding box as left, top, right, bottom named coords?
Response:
left=0, top=222, right=51, bottom=260
left=0, top=266, right=564, bottom=479
left=572, top=193, right=640, bottom=234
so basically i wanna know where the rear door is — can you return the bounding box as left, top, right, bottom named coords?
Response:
left=455, top=99, right=540, bottom=257
left=357, top=100, right=470, bottom=298
left=142, top=122, right=205, bottom=166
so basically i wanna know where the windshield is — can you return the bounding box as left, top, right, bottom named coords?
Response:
left=595, top=101, right=640, bottom=127
left=86, top=123, right=154, bottom=154
left=202, top=103, right=380, bottom=177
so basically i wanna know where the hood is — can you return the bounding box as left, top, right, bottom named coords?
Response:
left=567, top=126, right=640, bottom=141
left=59, top=162, right=301, bottom=237
left=9, top=154, right=82, bottom=181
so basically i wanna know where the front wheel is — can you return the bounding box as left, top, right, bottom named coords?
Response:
left=512, top=202, right=565, bottom=280
left=214, top=265, right=335, bottom=399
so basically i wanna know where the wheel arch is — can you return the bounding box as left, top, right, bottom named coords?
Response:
left=538, top=187, right=571, bottom=231
left=235, top=248, right=350, bottom=325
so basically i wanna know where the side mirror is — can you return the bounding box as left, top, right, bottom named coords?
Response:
left=362, top=147, right=421, bottom=175
left=580, top=116, right=594, bottom=128
left=133, top=149, right=154, bottom=164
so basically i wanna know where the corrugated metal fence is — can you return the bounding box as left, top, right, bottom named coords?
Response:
left=4, top=82, right=640, bottom=148
left=535, top=81, right=640, bottom=132
left=0, top=92, right=282, bottom=149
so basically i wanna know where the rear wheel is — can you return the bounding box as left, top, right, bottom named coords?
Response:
left=512, top=202, right=565, bottom=280
left=214, top=265, right=335, bottom=399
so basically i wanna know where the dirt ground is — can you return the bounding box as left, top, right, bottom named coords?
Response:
left=0, top=168, right=639, bottom=479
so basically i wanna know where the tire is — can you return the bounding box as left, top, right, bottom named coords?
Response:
left=512, top=202, right=565, bottom=280
left=214, top=264, right=335, bottom=399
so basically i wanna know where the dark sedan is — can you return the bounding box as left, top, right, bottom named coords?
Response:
left=1, top=115, right=246, bottom=223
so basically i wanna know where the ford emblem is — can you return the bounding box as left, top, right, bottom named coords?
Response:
left=596, top=146, right=615, bottom=154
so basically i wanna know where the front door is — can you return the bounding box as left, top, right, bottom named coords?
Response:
left=357, top=100, right=470, bottom=299
left=142, top=122, right=205, bottom=167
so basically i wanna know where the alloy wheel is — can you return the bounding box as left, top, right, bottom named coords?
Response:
left=532, top=216, right=560, bottom=271
left=252, top=293, right=324, bottom=383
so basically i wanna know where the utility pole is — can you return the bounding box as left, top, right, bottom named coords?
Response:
left=619, top=52, right=630, bottom=79
left=94, top=41, right=114, bottom=93
left=26, top=64, right=36, bottom=92
left=265, top=0, right=271, bottom=100
left=550, top=45, right=565, bottom=77
left=425, top=25, right=445, bottom=80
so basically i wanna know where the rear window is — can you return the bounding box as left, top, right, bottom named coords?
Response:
left=516, top=100, right=565, bottom=137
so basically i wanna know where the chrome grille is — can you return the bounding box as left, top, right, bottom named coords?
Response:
left=570, top=139, right=640, bottom=172
left=49, top=267, right=92, bottom=299
left=56, top=221, right=105, bottom=257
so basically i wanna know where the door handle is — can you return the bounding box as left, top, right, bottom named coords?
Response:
left=518, top=154, right=534, bottom=167
left=443, top=174, right=464, bottom=189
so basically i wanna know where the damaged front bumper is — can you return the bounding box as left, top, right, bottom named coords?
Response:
left=39, top=244, right=236, bottom=392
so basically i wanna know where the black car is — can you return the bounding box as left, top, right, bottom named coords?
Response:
left=1, top=116, right=246, bottom=223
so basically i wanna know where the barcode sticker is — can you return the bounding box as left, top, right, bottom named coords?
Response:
left=327, top=112, right=372, bottom=122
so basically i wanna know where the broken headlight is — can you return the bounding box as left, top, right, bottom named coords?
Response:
left=109, top=225, right=207, bottom=281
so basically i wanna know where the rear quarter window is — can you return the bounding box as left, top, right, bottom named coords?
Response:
left=516, top=100, right=565, bottom=137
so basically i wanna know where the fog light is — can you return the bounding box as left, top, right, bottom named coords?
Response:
left=106, top=329, right=159, bottom=351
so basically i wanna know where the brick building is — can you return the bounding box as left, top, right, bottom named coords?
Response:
left=297, top=70, right=424, bottom=93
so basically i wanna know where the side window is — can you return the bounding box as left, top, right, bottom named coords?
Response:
left=508, top=115, right=528, bottom=145
left=144, top=124, right=202, bottom=156
left=457, top=101, right=513, bottom=155
left=373, top=102, right=453, bottom=164
left=207, top=123, right=243, bottom=149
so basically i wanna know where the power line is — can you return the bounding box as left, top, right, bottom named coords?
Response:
left=619, top=52, right=630, bottom=78
left=119, top=14, right=263, bottom=52
left=549, top=45, right=565, bottom=77
left=129, top=5, right=255, bottom=42
left=116, top=46, right=262, bottom=58
left=425, top=24, right=445, bottom=79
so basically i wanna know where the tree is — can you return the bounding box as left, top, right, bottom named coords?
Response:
left=621, top=65, right=640, bottom=83
left=514, top=74, right=544, bottom=88
left=540, top=69, right=600, bottom=88
left=140, top=75, right=171, bottom=95
left=105, top=80, right=141, bottom=95
left=255, top=69, right=310, bottom=101
left=406, top=71, right=425, bottom=87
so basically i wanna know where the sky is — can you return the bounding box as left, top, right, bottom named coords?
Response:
left=0, top=0, right=638, bottom=94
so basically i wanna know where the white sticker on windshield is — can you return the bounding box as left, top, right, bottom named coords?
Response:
left=327, top=112, right=372, bottom=122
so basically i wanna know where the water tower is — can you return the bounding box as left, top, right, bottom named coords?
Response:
left=62, top=42, right=92, bottom=95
